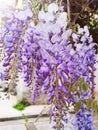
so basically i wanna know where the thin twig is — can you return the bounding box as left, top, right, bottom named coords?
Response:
left=59, top=0, right=63, bottom=7
left=67, top=0, right=71, bottom=25
left=72, top=0, right=92, bottom=25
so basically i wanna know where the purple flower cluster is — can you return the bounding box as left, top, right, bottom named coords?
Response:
left=1, top=7, right=33, bottom=85
left=2, top=18, right=23, bottom=80
left=34, top=4, right=96, bottom=129
left=0, top=2, right=96, bottom=130
left=75, top=105, right=94, bottom=130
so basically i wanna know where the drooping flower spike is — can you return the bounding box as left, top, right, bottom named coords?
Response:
left=0, top=2, right=96, bottom=130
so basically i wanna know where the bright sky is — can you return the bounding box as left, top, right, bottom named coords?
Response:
left=0, top=0, right=16, bottom=27
left=0, top=0, right=23, bottom=22
left=0, top=0, right=15, bottom=9
left=0, top=0, right=23, bottom=11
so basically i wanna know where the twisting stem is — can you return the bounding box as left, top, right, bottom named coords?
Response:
left=72, top=0, right=92, bottom=25
left=59, top=0, right=63, bottom=6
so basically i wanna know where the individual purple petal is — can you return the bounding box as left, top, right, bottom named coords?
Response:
left=44, top=76, right=50, bottom=88
left=5, top=42, right=13, bottom=48
left=62, top=72, right=69, bottom=83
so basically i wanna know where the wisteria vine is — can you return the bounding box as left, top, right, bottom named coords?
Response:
left=0, top=2, right=97, bottom=130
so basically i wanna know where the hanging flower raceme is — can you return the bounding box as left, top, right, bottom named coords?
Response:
left=0, top=2, right=97, bottom=130
left=33, top=3, right=96, bottom=129
left=2, top=18, right=23, bottom=82
left=1, top=6, right=33, bottom=88
left=74, top=105, right=94, bottom=130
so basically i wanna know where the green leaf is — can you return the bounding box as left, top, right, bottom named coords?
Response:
left=94, top=104, right=98, bottom=117
left=25, top=117, right=29, bottom=123
left=91, top=101, right=97, bottom=111
left=73, top=24, right=79, bottom=32
left=71, top=79, right=79, bottom=91
left=13, top=103, right=25, bottom=111
left=79, top=79, right=88, bottom=92
left=82, top=82, right=88, bottom=92
left=75, top=102, right=82, bottom=113
left=86, top=99, right=98, bottom=117
left=86, top=99, right=92, bottom=109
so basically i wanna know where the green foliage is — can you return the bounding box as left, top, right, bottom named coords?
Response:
left=71, top=78, right=98, bottom=116
left=80, top=80, right=88, bottom=92
left=85, top=99, right=98, bottom=116
left=13, top=99, right=30, bottom=111
left=71, top=78, right=89, bottom=93
left=74, top=97, right=98, bottom=116
left=63, top=0, right=98, bottom=53
left=13, top=91, right=17, bottom=96
left=25, top=117, right=29, bottom=123
left=22, top=114, right=29, bottom=130
left=31, top=0, right=42, bottom=14
left=86, top=99, right=93, bottom=109
left=14, top=103, right=25, bottom=111
left=24, top=117, right=29, bottom=130
left=75, top=101, right=82, bottom=113
left=89, top=19, right=95, bottom=27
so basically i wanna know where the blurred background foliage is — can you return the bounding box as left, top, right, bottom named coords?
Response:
left=63, top=0, right=98, bottom=53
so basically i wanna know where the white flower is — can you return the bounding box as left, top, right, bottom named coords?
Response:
left=78, top=26, right=90, bottom=37
left=45, top=12, right=56, bottom=22
left=51, top=34, right=61, bottom=43
left=30, top=21, right=35, bottom=27
left=38, top=11, right=46, bottom=22
left=57, top=12, right=67, bottom=27
left=59, top=12, right=67, bottom=21
left=84, top=26, right=89, bottom=36
left=51, top=24, right=61, bottom=34
left=24, top=9, right=33, bottom=18
left=48, top=3, right=59, bottom=14
left=70, top=49, right=75, bottom=55
left=14, top=9, right=33, bottom=20
left=78, top=27, right=84, bottom=34
left=75, top=44, right=83, bottom=51
left=94, top=14, right=98, bottom=21
left=38, top=11, right=55, bottom=23
left=72, top=33, right=79, bottom=42
left=62, top=29, right=72, bottom=39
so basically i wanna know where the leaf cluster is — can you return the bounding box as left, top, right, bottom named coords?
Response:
left=13, top=99, right=30, bottom=111
left=71, top=78, right=98, bottom=116
left=71, top=78, right=89, bottom=93
left=86, top=99, right=98, bottom=117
